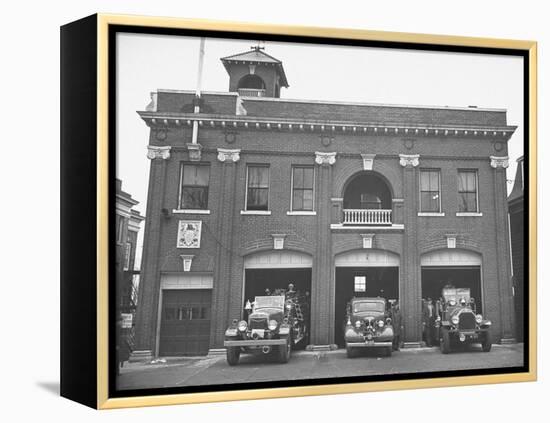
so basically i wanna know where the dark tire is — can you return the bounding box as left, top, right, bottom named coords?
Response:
left=346, top=345, right=357, bottom=358
left=226, top=347, right=240, bottom=366
left=482, top=332, right=492, bottom=352
left=385, top=346, right=392, bottom=357
left=278, top=337, right=291, bottom=363
left=440, top=330, right=451, bottom=354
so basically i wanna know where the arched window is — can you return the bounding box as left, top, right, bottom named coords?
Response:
left=237, top=74, right=266, bottom=90
left=342, top=172, right=393, bottom=225
left=343, top=172, right=392, bottom=210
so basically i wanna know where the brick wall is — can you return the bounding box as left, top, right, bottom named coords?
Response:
left=156, top=92, right=237, bottom=115
left=241, top=99, right=507, bottom=126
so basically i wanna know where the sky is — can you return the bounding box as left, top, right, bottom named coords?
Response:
left=116, top=32, right=524, bottom=266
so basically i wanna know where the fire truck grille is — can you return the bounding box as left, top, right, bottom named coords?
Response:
left=249, top=318, right=267, bottom=330
left=458, top=312, right=476, bottom=330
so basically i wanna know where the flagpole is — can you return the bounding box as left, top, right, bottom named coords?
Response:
left=191, top=38, right=205, bottom=145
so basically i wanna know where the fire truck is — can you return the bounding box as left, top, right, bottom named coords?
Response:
left=223, top=286, right=309, bottom=365
left=436, top=287, right=492, bottom=353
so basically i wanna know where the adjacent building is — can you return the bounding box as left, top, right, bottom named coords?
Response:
left=115, top=179, right=145, bottom=318
left=132, top=47, right=518, bottom=358
left=508, top=156, right=525, bottom=342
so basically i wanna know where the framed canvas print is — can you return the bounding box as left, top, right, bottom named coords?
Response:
left=60, top=14, right=537, bottom=409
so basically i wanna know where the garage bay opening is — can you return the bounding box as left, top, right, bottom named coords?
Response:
left=244, top=268, right=312, bottom=348
left=421, top=266, right=482, bottom=313
left=334, top=267, right=399, bottom=347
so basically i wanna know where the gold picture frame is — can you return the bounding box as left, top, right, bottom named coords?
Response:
left=61, top=13, right=537, bottom=409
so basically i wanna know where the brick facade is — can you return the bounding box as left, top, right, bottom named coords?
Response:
left=132, top=50, right=517, bottom=358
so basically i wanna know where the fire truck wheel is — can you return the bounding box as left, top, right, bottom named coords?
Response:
left=346, top=345, right=357, bottom=358
left=226, top=347, right=240, bottom=366
left=440, top=330, right=451, bottom=354
left=278, top=337, right=291, bottom=363
left=384, top=346, right=392, bottom=357
left=481, top=332, right=492, bottom=352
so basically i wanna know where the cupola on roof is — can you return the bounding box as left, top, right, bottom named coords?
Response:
left=221, top=46, right=289, bottom=98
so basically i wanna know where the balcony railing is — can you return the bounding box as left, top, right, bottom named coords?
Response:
left=238, top=88, right=266, bottom=97
left=342, top=209, right=392, bottom=225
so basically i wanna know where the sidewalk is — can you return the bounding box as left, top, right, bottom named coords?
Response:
left=117, top=343, right=524, bottom=390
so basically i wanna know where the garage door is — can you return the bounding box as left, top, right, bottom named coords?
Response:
left=420, top=249, right=481, bottom=266
left=159, top=289, right=211, bottom=356
left=244, top=250, right=313, bottom=269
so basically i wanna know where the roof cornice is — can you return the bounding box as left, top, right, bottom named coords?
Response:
left=137, top=111, right=517, bottom=140
left=115, top=193, right=139, bottom=207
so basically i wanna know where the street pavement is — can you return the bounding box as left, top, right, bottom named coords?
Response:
left=117, top=343, right=524, bottom=391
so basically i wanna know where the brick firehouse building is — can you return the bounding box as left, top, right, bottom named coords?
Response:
left=132, top=47, right=517, bottom=359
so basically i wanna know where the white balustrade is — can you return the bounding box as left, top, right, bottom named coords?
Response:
left=238, top=88, right=266, bottom=97
left=342, top=209, right=392, bottom=225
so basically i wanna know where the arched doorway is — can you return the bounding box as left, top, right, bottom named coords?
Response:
left=243, top=250, right=312, bottom=346
left=334, top=249, right=400, bottom=346
left=420, top=249, right=483, bottom=313
left=342, top=172, right=393, bottom=225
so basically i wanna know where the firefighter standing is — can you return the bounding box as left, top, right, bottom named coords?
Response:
left=423, top=298, right=436, bottom=347
left=391, top=302, right=402, bottom=351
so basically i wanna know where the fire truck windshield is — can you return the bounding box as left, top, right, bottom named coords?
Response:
left=353, top=301, right=385, bottom=313
left=254, top=296, right=285, bottom=310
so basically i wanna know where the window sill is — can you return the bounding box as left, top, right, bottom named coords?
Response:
left=240, top=210, right=272, bottom=215
left=418, top=212, right=445, bottom=217
left=287, top=211, right=317, bottom=216
left=172, top=209, right=211, bottom=214
left=456, top=212, right=483, bottom=217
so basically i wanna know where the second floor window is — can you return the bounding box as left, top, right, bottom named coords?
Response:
left=179, top=164, right=210, bottom=210
left=124, top=241, right=132, bottom=271
left=116, top=215, right=125, bottom=244
left=458, top=170, right=478, bottom=212
left=246, top=165, right=269, bottom=210
left=420, top=169, right=441, bottom=212
left=291, top=166, right=314, bottom=211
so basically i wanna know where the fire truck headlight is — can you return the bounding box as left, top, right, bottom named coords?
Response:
left=268, top=320, right=278, bottom=331
left=237, top=320, right=247, bottom=332
left=225, top=328, right=237, bottom=337
left=377, top=320, right=385, bottom=328
left=476, top=314, right=483, bottom=324
left=355, top=320, right=362, bottom=329
left=451, top=315, right=459, bottom=325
